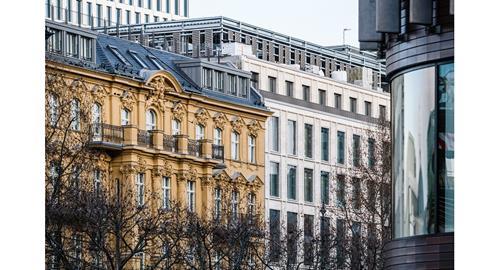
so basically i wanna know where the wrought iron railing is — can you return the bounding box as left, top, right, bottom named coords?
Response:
left=89, top=123, right=123, bottom=145
left=188, top=139, right=202, bottom=157
left=163, top=135, right=178, bottom=153
left=212, top=144, right=224, bottom=161
left=137, top=130, right=153, bottom=148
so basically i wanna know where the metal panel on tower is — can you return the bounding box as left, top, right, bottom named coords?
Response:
left=409, top=0, right=433, bottom=25
left=376, top=0, right=400, bottom=33
left=359, top=0, right=382, bottom=42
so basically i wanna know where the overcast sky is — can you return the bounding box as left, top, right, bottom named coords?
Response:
left=189, top=0, right=359, bottom=48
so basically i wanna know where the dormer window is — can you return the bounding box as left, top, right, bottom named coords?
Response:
left=147, top=55, right=163, bottom=70
left=228, top=74, right=237, bottom=96
left=240, top=77, right=248, bottom=98
left=202, top=68, right=213, bottom=89
left=129, top=50, right=147, bottom=68
left=108, top=45, right=132, bottom=66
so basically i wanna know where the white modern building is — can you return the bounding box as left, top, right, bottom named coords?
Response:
left=223, top=48, right=390, bottom=267
left=45, top=0, right=189, bottom=28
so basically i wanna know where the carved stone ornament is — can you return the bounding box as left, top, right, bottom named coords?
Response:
left=69, top=78, right=88, bottom=93
left=147, top=76, right=166, bottom=100
left=172, top=101, right=186, bottom=121
left=247, top=120, right=262, bottom=137
left=136, top=157, right=148, bottom=173
left=146, top=96, right=165, bottom=112
left=152, top=166, right=163, bottom=177
left=162, top=162, right=174, bottom=177
left=186, top=164, right=198, bottom=181
left=201, top=176, right=214, bottom=187
left=91, top=84, right=108, bottom=105
left=213, top=112, right=228, bottom=129
left=95, top=153, right=111, bottom=172
left=121, top=90, right=136, bottom=111
left=215, top=170, right=231, bottom=184
left=46, top=73, right=67, bottom=93
left=230, top=116, right=246, bottom=133
left=195, top=108, right=210, bottom=126
left=120, top=163, right=137, bottom=176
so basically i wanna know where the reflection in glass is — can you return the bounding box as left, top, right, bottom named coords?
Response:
left=393, top=66, right=436, bottom=238
left=438, top=63, right=454, bottom=232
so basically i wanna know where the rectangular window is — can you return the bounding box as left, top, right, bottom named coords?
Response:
left=157, top=0, right=161, bottom=11
left=79, top=36, right=93, bottom=61
left=126, top=10, right=131, bottom=24
left=144, top=14, right=149, bottom=23
left=239, top=78, right=248, bottom=98
left=71, top=99, right=80, bottom=130
left=352, top=177, right=361, bottom=209
left=214, top=187, right=221, bottom=219
left=56, top=0, right=62, bottom=20
left=251, top=72, right=259, bottom=89
left=166, top=0, right=170, bottom=13
left=285, top=80, right=293, bottom=97
left=319, top=89, right=326, bottom=105
left=336, top=219, right=346, bottom=268
left=321, top=128, right=329, bottom=161
left=106, top=6, right=112, bottom=26
left=350, top=97, right=357, bottom=113
left=86, top=2, right=92, bottom=26
left=302, top=85, right=310, bottom=101
left=379, top=105, right=386, bottom=119
left=352, top=222, right=362, bottom=266
left=304, top=214, right=314, bottom=266
left=353, top=134, right=361, bottom=167
left=334, top=93, right=342, bottom=109
left=162, top=176, right=171, bottom=209
left=136, top=173, right=145, bottom=206
left=174, top=0, right=179, bottom=15
left=304, top=124, right=313, bottom=158
left=321, top=171, right=329, bottom=204
left=287, top=120, right=297, bottom=155
left=213, top=128, right=222, bottom=145
left=77, top=0, right=82, bottom=25
left=231, top=190, right=239, bottom=220
left=46, top=0, right=51, bottom=18
left=304, top=168, right=313, bottom=203
left=183, top=0, right=188, bottom=17
left=269, top=209, right=281, bottom=262
left=269, top=162, right=279, bottom=197
left=138, top=0, right=143, bottom=7
left=270, top=116, right=279, bottom=152
left=320, top=217, right=330, bottom=258
left=268, top=76, right=277, bottom=93
left=135, top=12, right=140, bottom=23
left=96, top=4, right=102, bottom=27
left=365, top=101, right=372, bottom=116
left=67, top=0, right=72, bottom=22
left=368, top=138, right=375, bottom=168
left=248, top=192, right=256, bottom=216
left=287, top=165, right=297, bottom=200
left=287, top=212, right=298, bottom=266
left=213, top=71, right=223, bottom=91
left=116, top=8, right=121, bottom=25
left=171, top=119, right=180, bottom=135
left=187, top=181, right=195, bottom=211
left=337, top=131, right=345, bottom=164
left=336, top=175, right=345, bottom=207
left=248, top=135, right=256, bottom=163
left=231, top=132, right=239, bottom=160
left=66, top=33, right=79, bottom=57
left=148, top=0, right=152, bottom=9
left=228, top=74, right=237, bottom=95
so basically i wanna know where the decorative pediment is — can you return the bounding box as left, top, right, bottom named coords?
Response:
left=121, top=90, right=136, bottom=111
left=172, top=101, right=187, bottom=121
left=195, top=108, right=210, bottom=126
left=213, top=169, right=232, bottom=183
left=147, top=76, right=167, bottom=100
left=247, top=120, right=262, bottom=137
left=91, top=84, right=109, bottom=105
left=230, top=116, right=246, bottom=133
left=231, top=171, right=248, bottom=185
left=69, top=78, right=88, bottom=93
left=213, top=112, right=228, bottom=129
left=247, top=175, right=264, bottom=192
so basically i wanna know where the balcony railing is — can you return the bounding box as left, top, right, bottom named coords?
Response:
left=188, top=139, right=202, bottom=157
left=137, top=130, right=153, bottom=148
left=163, top=135, right=178, bottom=153
left=212, top=144, right=224, bottom=161
left=89, top=123, right=123, bottom=146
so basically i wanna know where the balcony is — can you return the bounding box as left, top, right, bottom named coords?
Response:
left=89, top=123, right=123, bottom=149
left=163, top=135, right=178, bottom=153
left=137, top=130, right=153, bottom=148
left=188, top=139, right=202, bottom=157
left=212, top=144, right=224, bottom=161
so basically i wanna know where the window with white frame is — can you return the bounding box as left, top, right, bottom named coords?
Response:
left=91, top=103, right=102, bottom=138
left=66, top=33, right=78, bottom=58
left=248, top=135, right=256, bottom=163
left=93, top=170, right=101, bottom=193
left=71, top=99, right=80, bottom=131
left=172, top=119, right=181, bottom=135
left=187, top=181, right=195, bottom=212
left=49, top=94, right=59, bottom=124
left=146, top=109, right=156, bottom=131
left=231, top=190, right=239, bottom=220
left=50, top=162, right=60, bottom=189
left=121, top=108, right=130, bottom=126
left=136, top=173, right=145, bottom=206
left=214, top=187, right=222, bottom=219
left=231, top=132, right=240, bottom=160
left=270, top=116, right=279, bottom=152
left=248, top=192, right=256, bottom=216
left=162, top=176, right=170, bottom=209
left=287, top=120, right=297, bottom=155
left=214, top=128, right=222, bottom=145
left=196, top=124, right=205, bottom=140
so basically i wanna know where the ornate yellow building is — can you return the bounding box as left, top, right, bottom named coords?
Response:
left=45, top=19, right=270, bottom=245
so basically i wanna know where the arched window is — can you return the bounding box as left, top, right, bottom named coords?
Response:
left=214, top=128, right=223, bottom=145
left=146, top=109, right=156, bottom=131
left=172, top=119, right=181, bottom=135
left=121, top=108, right=130, bottom=126
left=196, top=124, right=205, bottom=140
left=49, top=94, right=59, bottom=124
left=71, top=98, right=80, bottom=131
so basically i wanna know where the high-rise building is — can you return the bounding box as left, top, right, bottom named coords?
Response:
left=45, top=0, right=189, bottom=28
left=358, top=0, right=454, bottom=268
